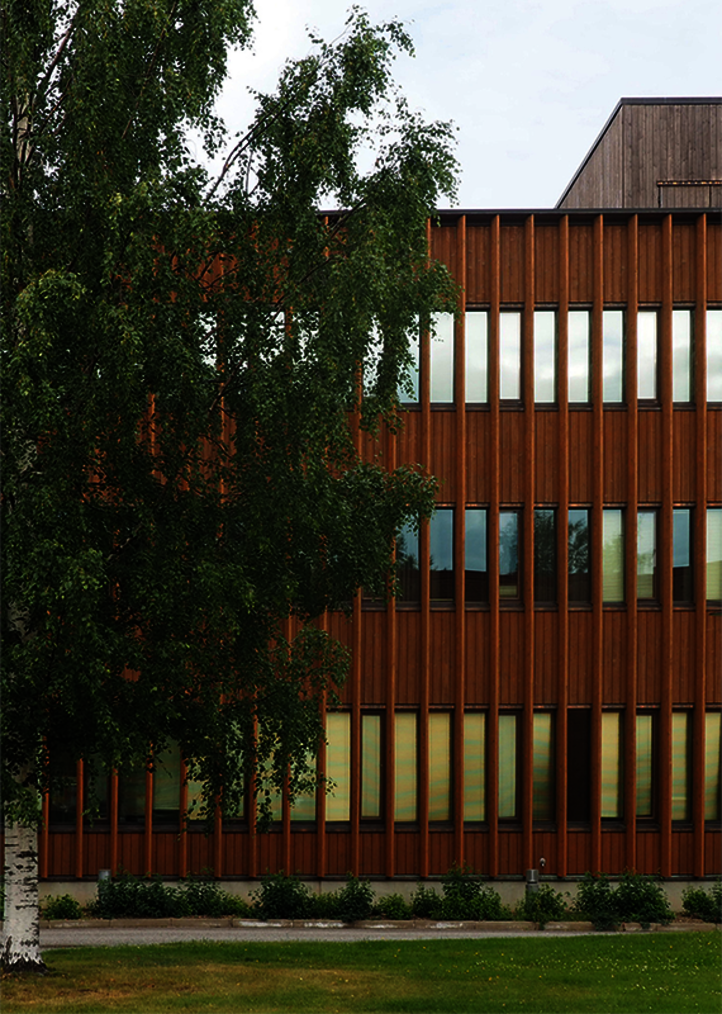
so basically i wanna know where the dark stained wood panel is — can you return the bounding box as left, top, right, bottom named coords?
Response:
left=430, top=225, right=458, bottom=279
left=638, top=224, right=663, bottom=303
left=498, top=612, right=524, bottom=705
left=568, top=226, right=594, bottom=303
left=396, top=611, right=422, bottom=704
left=359, top=612, right=390, bottom=705
left=672, top=612, right=696, bottom=703
left=637, top=612, right=662, bottom=704
left=429, top=611, right=455, bottom=704
left=673, top=410, right=696, bottom=502
left=465, top=411, right=492, bottom=503
left=566, top=831, right=592, bottom=875
left=708, top=412, right=721, bottom=502
left=601, top=832, right=625, bottom=875
left=534, top=226, right=560, bottom=304
left=499, top=412, right=524, bottom=503
left=672, top=223, right=696, bottom=302
left=568, top=410, right=594, bottom=502
left=603, top=224, right=628, bottom=303
left=603, top=613, right=627, bottom=703
left=708, top=222, right=722, bottom=300
left=603, top=412, right=627, bottom=502
left=463, top=832, right=490, bottom=874
left=465, top=611, right=491, bottom=704
left=535, top=411, right=561, bottom=502
left=672, top=831, right=695, bottom=876
left=497, top=830, right=523, bottom=876
left=533, top=612, right=558, bottom=704
left=707, top=616, right=721, bottom=705
left=429, top=410, right=457, bottom=500
left=428, top=831, right=455, bottom=876
left=499, top=226, right=525, bottom=304
left=465, top=226, right=491, bottom=304
left=568, top=612, right=593, bottom=704
left=637, top=410, right=662, bottom=502
left=359, top=832, right=385, bottom=876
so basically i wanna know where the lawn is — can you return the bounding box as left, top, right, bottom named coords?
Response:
left=2, top=935, right=719, bottom=1013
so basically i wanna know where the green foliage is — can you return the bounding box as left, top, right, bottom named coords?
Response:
left=253, top=873, right=312, bottom=920
left=333, top=874, right=374, bottom=923
left=439, top=864, right=510, bottom=921
left=515, top=884, right=568, bottom=926
left=90, top=873, right=246, bottom=919
left=410, top=884, right=443, bottom=919
left=40, top=894, right=83, bottom=921
left=371, top=893, right=413, bottom=920
left=575, top=871, right=674, bottom=930
left=682, top=881, right=722, bottom=923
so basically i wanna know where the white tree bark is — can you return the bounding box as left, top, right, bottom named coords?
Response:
left=2, top=819, right=46, bottom=973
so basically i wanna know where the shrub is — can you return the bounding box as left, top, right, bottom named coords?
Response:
left=516, top=884, right=568, bottom=926
left=410, top=884, right=442, bottom=919
left=682, top=882, right=722, bottom=923
left=309, top=891, right=341, bottom=919
left=253, top=873, right=311, bottom=920
left=372, top=893, right=413, bottom=920
left=574, top=873, right=618, bottom=931
left=334, top=874, right=374, bottom=923
left=41, top=894, right=83, bottom=921
left=614, top=871, right=673, bottom=927
left=439, top=864, right=509, bottom=921
left=181, top=875, right=251, bottom=917
left=93, top=874, right=191, bottom=919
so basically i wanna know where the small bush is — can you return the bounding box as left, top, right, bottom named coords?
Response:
left=253, top=873, right=311, bottom=920
left=516, top=884, right=568, bottom=926
left=682, top=881, right=722, bottom=923
left=309, top=891, right=341, bottom=919
left=372, top=893, right=413, bottom=920
left=334, top=874, right=374, bottom=923
left=93, top=874, right=191, bottom=919
left=410, top=884, right=442, bottom=919
left=614, top=871, right=673, bottom=927
left=575, top=873, right=619, bottom=930
left=41, top=894, right=83, bottom=921
left=439, top=864, right=510, bottom=921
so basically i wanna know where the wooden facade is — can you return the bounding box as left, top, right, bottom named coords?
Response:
left=40, top=209, right=721, bottom=884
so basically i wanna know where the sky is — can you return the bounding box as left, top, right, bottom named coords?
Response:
left=210, top=0, right=722, bottom=210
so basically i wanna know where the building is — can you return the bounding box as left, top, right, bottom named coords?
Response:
left=40, top=99, right=721, bottom=890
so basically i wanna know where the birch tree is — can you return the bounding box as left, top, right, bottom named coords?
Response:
left=1, top=0, right=457, bottom=971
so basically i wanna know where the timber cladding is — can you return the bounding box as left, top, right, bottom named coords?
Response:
left=37, top=209, right=721, bottom=885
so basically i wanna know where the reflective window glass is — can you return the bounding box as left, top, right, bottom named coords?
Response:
left=568, top=310, right=590, bottom=402
left=290, top=753, right=316, bottom=821
left=534, top=508, right=556, bottom=604
left=672, top=310, right=692, bottom=402
left=361, top=714, right=382, bottom=820
left=429, top=713, right=451, bottom=821
left=636, top=714, right=653, bottom=818
left=465, top=508, right=488, bottom=603
left=396, top=521, right=420, bottom=604
left=534, top=310, right=556, bottom=403
left=532, top=713, right=554, bottom=821
left=672, top=712, right=690, bottom=821
left=707, top=509, right=722, bottom=601
left=430, top=312, right=454, bottom=403
left=499, top=511, right=520, bottom=600
left=673, top=509, right=693, bottom=603
left=603, top=310, right=624, bottom=403
left=601, top=712, right=622, bottom=819
left=705, top=712, right=721, bottom=821
left=498, top=714, right=518, bottom=819
left=463, top=712, right=486, bottom=821
left=637, top=311, right=657, bottom=400
left=430, top=508, right=454, bottom=603
left=637, top=510, right=657, bottom=601
left=152, top=743, right=181, bottom=824
left=708, top=309, right=722, bottom=402
left=568, top=509, right=591, bottom=603
left=465, top=311, right=488, bottom=402
left=400, top=330, right=420, bottom=404
left=394, top=713, right=417, bottom=822
left=500, top=312, right=521, bottom=400
left=602, top=510, right=624, bottom=603
left=326, top=713, right=350, bottom=821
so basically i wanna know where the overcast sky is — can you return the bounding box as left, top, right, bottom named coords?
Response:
left=212, top=0, right=721, bottom=209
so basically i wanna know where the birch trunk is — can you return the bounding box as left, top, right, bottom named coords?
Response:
left=2, top=819, right=46, bottom=973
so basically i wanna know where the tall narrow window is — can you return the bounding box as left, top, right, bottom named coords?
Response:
left=118, top=764, right=147, bottom=825
left=673, top=509, right=693, bottom=603
left=326, top=712, right=350, bottom=821
left=500, top=312, right=521, bottom=400
left=567, top=710, right=591, bottom=823
left=534, top=508, right=557, bottom=604
left=185, top=763, right=208, bottom=822
left=498, top=713, right=518, bottom=820
left=636, top=714, right=654, bottom=818
left=430, top=312, right=454, bottom=402
left=637, top=510, right=657, bottom=601
left=152, top=742, right=181, bottom=825
left=361, top=714, right=382, bottom=820
left=396, top=521, right=420, bottom=604
left=499, top=511, right=520, bottom=600
left=290, top=753, right=316, bottom=821
left=708, top=309, right=722, bottom=402
left=602, top=310, right=624, bottom=403
left=637, top=311, right=657, bottom=400
left=705, top=712, right=721, bottom=821
left=671, top=712, right=690, bottom=821
left=429, top=712, right=451, bottom=821
left=83, top=761, right=110, bottom=825
left=568, top=309, right=590, bottom=402
left=48, top=754, right=78, bottom=825
left=532, top=713, right=554, bottom=821
left=394, top=712, right=417, bottom=822
left=568, top=508, right=591, bottom=603
left=463, top=712, right=486, bottom=821
left=672, top=310, right=692, bottom=402
left=465, top=508, right=488, bottom=603
left=430, top=509, right=454, bottom=603
left=400, top=329, right=420, bottom=404
left=466, top=310, right=488, bottom=403
left=601, top=712, right=623, bottom=819
left=534, top=310, right=556, bottom=403
left=707, top=508, right=722, bottom=602
left=602, top=510, right=624, bottom=603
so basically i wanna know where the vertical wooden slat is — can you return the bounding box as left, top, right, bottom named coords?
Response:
left=591, top=215, right=604, bottom=873
left=693, top=213, right=708, bottom=877
left=557, top=215, right=570, bottom=877
left=75, top=759, right=84, bottom=878
left=660, top=214, right=674, bottom=874
left=625, top=214, right=639, bottom=871
left=351, top=592, right=362, bottom=874
left=454, top=215, right=467, bottom=867
left=317, top=614, right=328, bottom=878
left=110, top=770, right=119, bottom=876
left=522, top=215, right=535, bottom=871
left=179, top=757, right=189, bottom=878
left=144, top=763, right=153, bottom=876
left=385, top=422, right=398, bottom=878
left=488, top=216, right=501, bottom=876
left=419, top=232, right=432, bottom=878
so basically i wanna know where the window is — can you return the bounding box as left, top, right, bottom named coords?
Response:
left=465, top=508, right=488, bottom=603
left=500, top=312, right=521, bottom=400
left=498, top=713, right=518, bottom=820
left=602, top=310, right=624, bottom=403
left=532, top=712, right=554, bottom=821
left=705, top=712, right=721, bottom=821
left=601, top=712, right=623, bottom=819
left=637, top=510, right=657, bottom=601
left=48, top=754, right=78, bottom=825
left=290, top=753, right=316, bottom=821
left=396, top=521, right=420, bottom=604
left=534, top=508, right=557, bottom=604
left=400, top=329, right=420, bottom=404
left=430, top=312, right=454, bottom=402
left=118, top=765, right=147, bottom=825
left=429, top=712, right=451, bottom=821
left=672, top=310, right=692, bottom=402
left=326, top=712, right=350, bottom=821
left=636, top=713, right=654, bottom=818
left=568, top=509, right=591, bottom=603
left=394, top=712, right=417, bottom=822
left=673, top=509, right=693, bottom=603
left=463, top=712, right=486, bottom=821
left=466, top=310, right=488, bottom=402
left=430, top=508, right=454, bottom=603
left=671, top=712, right=690, bottom=821
left=708, top=309, right=722, bottom=402
left=361, top=714, right=382, bottom=820
left=602, top=510, right=624, bottom=603
left=637, top=311, right=657, bottom=400
left=568, top=309, right=590, bottom=402
left=534, top=310, right=556, bottom=403
left=567, top=710, right=591, bottom=823
left=152, top=743, right=181, bottom=825
left=707, top=508, right=722, bottom=601
left=499, top=510, right=520, bottom=600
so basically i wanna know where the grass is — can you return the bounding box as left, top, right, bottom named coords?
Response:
left=2, top=935, right=719, bottom=1013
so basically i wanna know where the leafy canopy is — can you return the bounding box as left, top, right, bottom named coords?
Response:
left=1, top=0, right=458, bottom=824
